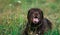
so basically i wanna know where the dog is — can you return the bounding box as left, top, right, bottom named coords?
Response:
left=23, top=8, right=52, bottom=35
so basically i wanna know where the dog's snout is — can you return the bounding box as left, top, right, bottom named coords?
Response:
left=34, top=16, right=38, bottom=18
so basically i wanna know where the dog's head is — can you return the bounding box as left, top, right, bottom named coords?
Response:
left=27, top=8, right=43, bottom=24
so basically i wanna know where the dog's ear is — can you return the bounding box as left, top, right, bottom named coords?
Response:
left=27, top=8, right=34, bottom=19
left=39, top=10, right=44, bottom=20
left=27, top=9, right=30, bottom=22
left=27, top=8, right=34, bottom=22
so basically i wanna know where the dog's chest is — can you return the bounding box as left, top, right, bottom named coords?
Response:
left=28, top=28, right=41, bottom=35
left=28, top=31, right=38, bottom=35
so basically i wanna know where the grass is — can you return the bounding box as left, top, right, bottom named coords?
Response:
left=0, top=0, right=60, bottom=35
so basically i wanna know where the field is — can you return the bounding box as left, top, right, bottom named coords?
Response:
left=0, top=0, right=60, bottom=35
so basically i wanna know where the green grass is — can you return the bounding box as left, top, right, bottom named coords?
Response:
left=0, top=0, right=60, bottom=35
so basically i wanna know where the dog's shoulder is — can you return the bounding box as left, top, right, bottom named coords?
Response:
left=43, top=18, right=52, bottom=29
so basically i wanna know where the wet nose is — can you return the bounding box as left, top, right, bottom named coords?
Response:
left=34, top=16, right=38, bottom=18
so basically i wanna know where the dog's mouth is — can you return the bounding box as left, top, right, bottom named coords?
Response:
left=33, top=18, right=39, bottom=24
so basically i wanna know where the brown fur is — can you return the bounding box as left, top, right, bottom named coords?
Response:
left=23, top=8, right=52, bottom=35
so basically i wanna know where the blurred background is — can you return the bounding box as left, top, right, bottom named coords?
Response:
left=0, top=0, right=60, bottom=35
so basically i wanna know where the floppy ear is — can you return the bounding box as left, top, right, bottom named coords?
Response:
left=27, top=9, right=34, bottom=21
left=40, top=10, right=44, bottom=19
left=27, top=9, right=31, bottom=22
left=37, top=9, right=44, bottom=20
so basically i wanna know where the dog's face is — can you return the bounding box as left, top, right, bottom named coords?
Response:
left=30, top=11, right=40, bottom=24
left=27, top=8, right=43, bottom=24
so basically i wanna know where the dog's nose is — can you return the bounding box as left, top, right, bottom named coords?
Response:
left=34, top=17, right=38, bottom=18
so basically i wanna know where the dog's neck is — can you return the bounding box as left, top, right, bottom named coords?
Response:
left=28, top=21, right=43, bottom=32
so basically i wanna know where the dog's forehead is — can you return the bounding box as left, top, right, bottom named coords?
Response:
left=33, top=12, right=39, bottom=16
left=30, top=10, right=40, bottom=14
left=33, top=11, right=39, bottom=13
